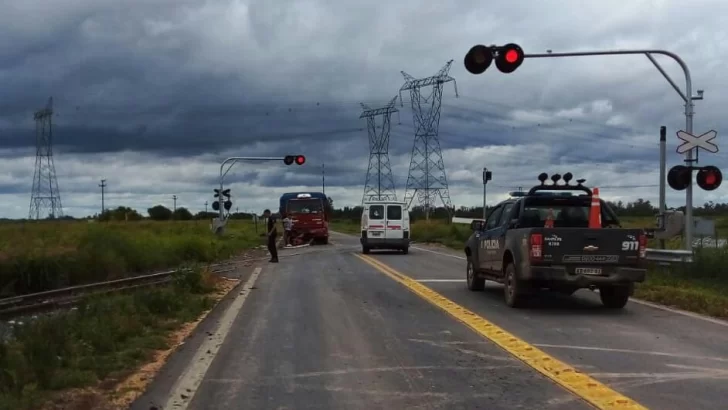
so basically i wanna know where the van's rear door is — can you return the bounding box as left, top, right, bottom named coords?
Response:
left=384, top=204, right=403, bottom=240
left=367, top=204, right=385, bottom=239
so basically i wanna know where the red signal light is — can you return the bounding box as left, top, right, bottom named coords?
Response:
left=495, top=43, right=524, bottom=74
left=697, top=165, right=722, bottom=191
left=706, top=173, right=716, bottom=185
left=295, top=155, right=306, bottom=165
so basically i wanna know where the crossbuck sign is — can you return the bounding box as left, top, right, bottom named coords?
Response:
left=676, top=130, right=719, bottom=154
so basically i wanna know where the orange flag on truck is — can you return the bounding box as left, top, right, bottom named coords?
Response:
left=589, top=187, right=602, bottom=229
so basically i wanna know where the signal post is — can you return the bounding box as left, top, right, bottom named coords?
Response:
left=463, top=43, right=707, bottom=250
left=214, top=155, right=306, bottom=235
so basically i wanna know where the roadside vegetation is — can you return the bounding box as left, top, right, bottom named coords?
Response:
left=0, top=219, right=262, bottom=297
left=0, top=265, right=229, bottom=410
left=330, top=215, right=728, bottom=319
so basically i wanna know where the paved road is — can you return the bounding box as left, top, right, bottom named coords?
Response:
left=133, top=231, right=728, bottom=410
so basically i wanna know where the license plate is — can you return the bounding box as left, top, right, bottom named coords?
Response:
left=370, top=231, right=382, bottom=236
left=575, top=267, right=602, bottom=275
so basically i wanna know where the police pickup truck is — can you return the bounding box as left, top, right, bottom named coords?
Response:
left=464, top=173, right=647, bottom=309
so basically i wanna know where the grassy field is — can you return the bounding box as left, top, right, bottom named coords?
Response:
left=330, top=217, right=728, bottom=319
left=0, top=265, right=232, bottom=410
left=0, top=220, right=264, bottom=297
left=0, top=219, right=265, bottom=409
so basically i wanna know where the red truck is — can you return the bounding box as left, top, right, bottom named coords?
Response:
left=279, top=192, right=331, bottom=244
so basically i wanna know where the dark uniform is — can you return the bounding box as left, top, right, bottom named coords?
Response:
left=267, top=215, right=279, bottom=262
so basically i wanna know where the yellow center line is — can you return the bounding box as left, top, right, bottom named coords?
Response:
left=354, top=253, right=648, bottom=410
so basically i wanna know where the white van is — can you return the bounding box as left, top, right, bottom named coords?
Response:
left=360, top=201, right=410, bottom=254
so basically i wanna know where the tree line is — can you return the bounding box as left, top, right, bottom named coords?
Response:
left=12, top=198, right=728, bottom=223
left=329, top=199, right=728, bottom=222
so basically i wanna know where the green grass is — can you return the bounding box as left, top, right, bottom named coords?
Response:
left=0, top=266, right=219, bottom=410
left=330, top=217, right=728, bottom=319
left=0, top=220, right=262, bottom=297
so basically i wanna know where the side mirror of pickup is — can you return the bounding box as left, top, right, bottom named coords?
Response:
left=470, top=220, right=485, bottom=231
left=508, top=219, right=519, bottom=229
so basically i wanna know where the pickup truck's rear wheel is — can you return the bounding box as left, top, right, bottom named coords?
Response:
left=504, top=262, right=527, bottom=308
left=599, top=286, right=630, bottom=309
left=466, top=258, right=485, bottom=291
left=362, top=246, right=370, bottom=254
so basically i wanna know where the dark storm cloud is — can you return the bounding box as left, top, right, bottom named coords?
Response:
left=2, top=0, right=728, bottom=219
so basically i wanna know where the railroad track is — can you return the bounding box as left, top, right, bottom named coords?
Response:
left=0, top=260, right=244, bottom=320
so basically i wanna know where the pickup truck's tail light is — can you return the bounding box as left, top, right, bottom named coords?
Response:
left=638, top=233, right=647, bottom=259
left=530, top=233, right=543, bottom=262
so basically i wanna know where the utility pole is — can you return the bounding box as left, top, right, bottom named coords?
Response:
left=205, top=201, right=208, bottom=213
left=99, top=179, right=107, bottom=216
left=322, top=163, right=326, bottom=194
left=659, top=126, right=667, bottom=249
left=173, top=195, right=177, bottom=212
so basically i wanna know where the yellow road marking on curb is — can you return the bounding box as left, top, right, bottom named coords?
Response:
left=355, top=253, right=648, bottom=410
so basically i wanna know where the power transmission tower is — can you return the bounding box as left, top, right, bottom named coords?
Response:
left=360, top=96, right=399, bottom=203
left=29, top=97, right=64, bottom=219
left=172, top=195, right=177, bottom=212
left=399, top=61, right=458, bottom=220
left=99, top=179, right=107, bottom=216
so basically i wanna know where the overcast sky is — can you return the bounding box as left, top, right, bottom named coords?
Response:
left=2, top=0, right=728, bottom=218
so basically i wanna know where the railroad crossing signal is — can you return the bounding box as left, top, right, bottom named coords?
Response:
left=667, top=165, right=722, bottom=191
left=213, top=188, right=232, bottom=211
left=464, top=43, right=525, bottom=75
left=676, top=130, right=718, bottom=154
left=214, top=188, right=231, bottom=198
left=284, top=155, right=306, bottom=165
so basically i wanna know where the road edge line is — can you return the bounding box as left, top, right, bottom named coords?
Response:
left=163, top=266, right=263, bottom=410
left=354, top=253, right=648, bottom=410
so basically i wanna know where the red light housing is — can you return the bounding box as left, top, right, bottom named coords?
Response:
left=530, top=233, right=543, bottom=262
left=696, top=165, right=722, bottom=191
left=284, top=155, right=306, bottom=165
left=495, top=43, right=524, bottom=74
left=464, top=44, right=494, bottom=74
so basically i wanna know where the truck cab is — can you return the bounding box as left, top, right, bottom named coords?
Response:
left=279, top=192, right=330, bottom=244
left=360, top=200, right=410, bottom=254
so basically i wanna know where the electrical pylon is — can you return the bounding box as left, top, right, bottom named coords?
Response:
left=360, top=96, right=399, bottom=203
left=399, top=60, right=458, bottom=220
left=29, top=97, right=64, bottom=219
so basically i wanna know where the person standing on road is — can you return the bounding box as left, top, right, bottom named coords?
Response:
left=283, top=213, right=293, bottom=247
left=263, top=209, right=279, bottom=263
